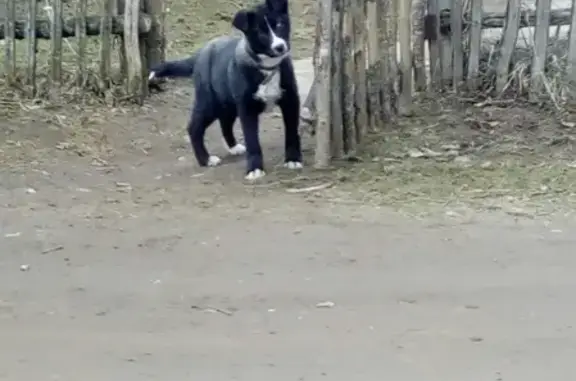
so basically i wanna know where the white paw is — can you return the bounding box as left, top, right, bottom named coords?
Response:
left=245, top=169, right=266, bottom=181
left=207, top=155, right=221, bottom=167
left=148, top=71, right=156, bottom=81
left=284, top=161, right=303, bottom=170
left=228, top=143, right=246, bottom=156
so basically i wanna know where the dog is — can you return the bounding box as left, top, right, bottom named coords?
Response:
left=148, top=0, right=302, bottom=180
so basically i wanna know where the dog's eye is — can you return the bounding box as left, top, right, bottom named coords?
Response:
left=276, top=21, right=284, bottom=29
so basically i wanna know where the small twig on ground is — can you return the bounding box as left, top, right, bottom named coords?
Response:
left=286, top=182, right=333, bottom=193
left=41, top=245, right=64, bottom=254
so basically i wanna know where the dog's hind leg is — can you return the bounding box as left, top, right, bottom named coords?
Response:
left=219, top=111, right=245, bottom=156
left=188, top=102, right=219, bottom=167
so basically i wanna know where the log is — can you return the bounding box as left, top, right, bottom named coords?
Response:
left=0, top=13, right=151, bottom=40
left=431, top=7, right=573, bottom=37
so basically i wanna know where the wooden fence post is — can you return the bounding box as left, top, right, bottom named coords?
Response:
left=330, top=0, right=344, bottom=158
left=76, top=0, right=87, bottom=87
left=467, top=0, right=482, bottom=90
left=100, top=0, right=114, bottom=88
left=27, top=0, right=38, bottom=94
left=366, top=0, right=383, bottom=130
left=530, top=0, right=551, bottom=99
left=568, top=0, right=576, bottom=87
left=427, top=0, right=441, bottom=89
left=412, top=0, right=427, bottom=92
left=50, top=0, right=63, bottom=84
left=315, top=0, right=333, bottom=169
left=142, top=0, right=165, bottom=69
left=451, top=0, right=463, bottom=89
left=352, top=0, right=367, bottom=146
left=124, top=0, right=144, bottom=102
left=3, top=0, right=16, bottom=83
left=495, top=0, right=521, bottom=94
left=398, top=0, right=412, bottom=114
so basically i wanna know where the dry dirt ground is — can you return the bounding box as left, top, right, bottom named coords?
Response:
left=3, top=0, right=576, bottom=379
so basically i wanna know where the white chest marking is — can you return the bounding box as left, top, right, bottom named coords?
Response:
left=255, top=70, right=282, bottom=112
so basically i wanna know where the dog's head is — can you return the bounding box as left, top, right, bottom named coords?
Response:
left=232, top=0, right=291, bottom=68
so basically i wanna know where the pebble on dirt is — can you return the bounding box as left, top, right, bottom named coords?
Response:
left=315, top=301, right=335, bottom=308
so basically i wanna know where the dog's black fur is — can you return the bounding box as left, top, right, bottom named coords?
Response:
left=149, top=0, right=301, bottom=180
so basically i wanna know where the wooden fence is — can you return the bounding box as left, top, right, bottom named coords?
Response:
left=1, top=0, right=164, bottom=102
left=308, top=0, right=576, bottom=168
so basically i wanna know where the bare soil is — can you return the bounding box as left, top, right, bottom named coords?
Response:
left=2, top=0, right=576, bottom=379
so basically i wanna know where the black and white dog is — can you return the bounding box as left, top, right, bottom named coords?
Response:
left=148, top=0, right=302, bottom=180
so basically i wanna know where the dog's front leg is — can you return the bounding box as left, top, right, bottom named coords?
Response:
left=238, top=109, right=265, bottom=180
left=278, top=88, right=303, bottom=169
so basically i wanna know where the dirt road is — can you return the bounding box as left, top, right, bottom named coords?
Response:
left=2, top=173, right=576, bottom=380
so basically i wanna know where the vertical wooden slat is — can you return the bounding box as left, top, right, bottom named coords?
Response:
left=568, top=0, right=576, bottom=85
left=142, top=0, right=165, bottom=69
left=76, top=0, right=87, bottom=87
left=315, top=0, right=333, bottom=168
left=100, top=0, right=114, bottom=88
left=366, top=0, right=382, bottom=130
left=379, top=0, right=393, bottom=120
left=352, top=0, right=367, bottom=146
left=387, top=0, right=398, bottom=112
left=50, top=0, right=63, bottom=83
left=438, top=0, right=452, bottom=84
left=412, top=0, right=427, bottom=91
left=27, top=0, right=38, bottom=94
left=467, top=0, right=482, bottom=90
left=398, top=0, right=412, bottom=114
left=341, top=0, right=355, bottom=154
left=427, top=0, right=441, bottom=89
left=125, top=0, right=144, bottom=102
left=451, top=0, right=464, bottom=89
left=3, top=0, right=16, bottom=83
left=138, top=0, right=149, bottom=98
left=530, top=0, right=551, bottom=99
left=495, top=0, right=521, bottom=94
left=330, top=0, right=343, bottom=158
left=116, top=0, right=128, bottom=77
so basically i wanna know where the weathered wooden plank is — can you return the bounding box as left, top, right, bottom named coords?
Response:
left=366, top=0, right=382, bottom=130
left=99, top=0, right=114, bottom=88
left=568, top=0, right=576, bottom=84
left=398, top=0, right=411, bottom=114
left=427, top=0, right=441, bottom=89
left=0, top=14, right=152, bottom=40
left=315, top=0, right=333, bottom=168
left=466, top=0, right=482, bottom=90
left=341, top=0, right=355, bottom=154
left=4, top=0, right=16, bottom=82
left=495, top=0, right=521, bottom=94
left=451, top=0, right=464, bottom=89
left=530, top=0, right=551, bottom=99
left=436, top=7, right=572, bottom=31
left=27, top=0, right=38, bottom=93
left=142, top=0, right=165, bottom=69
left=438, top=0, right=452, bottom=84
left=330, top=0, right=343, bottom=158
left=76, top=0, right=87, bottom=87
left=412, top=0, right=427, bottom=91
left=352, top=0, right=367, bottom=146
left=125, top=0, right=144, bottom=102
left=50, top=0, right=63, bottom=83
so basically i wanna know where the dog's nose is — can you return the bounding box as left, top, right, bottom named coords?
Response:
left=273, top=43, right=286, bottom=54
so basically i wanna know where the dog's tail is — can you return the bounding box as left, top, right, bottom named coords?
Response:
left=148, top=54, right=197, bottom=80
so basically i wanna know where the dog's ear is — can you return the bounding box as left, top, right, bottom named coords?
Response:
left=232, top=9, right=255, bottom=33
left=266, top=0, right=288, bottom=13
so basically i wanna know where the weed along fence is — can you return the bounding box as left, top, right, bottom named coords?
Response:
left=1, top=0, right=165, bottom=102
left=307, top=0, right=576, bottom=168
